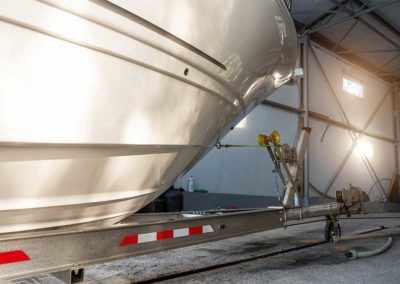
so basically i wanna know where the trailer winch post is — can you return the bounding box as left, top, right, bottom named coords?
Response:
left=266, top=127, right=311, bottom=208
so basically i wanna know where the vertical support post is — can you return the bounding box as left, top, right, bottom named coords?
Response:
left=302, top=35, right=310, bottom=206
left=392, top=86, right=399, bottom=173
left=394, top=83, right=400, bottom=174
left=392, top=83, right=400, bottom=202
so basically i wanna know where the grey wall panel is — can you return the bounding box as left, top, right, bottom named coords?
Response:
left=268, top=84, right=300, bottom=108
left=308, top=119, right=353, bottom=196
left=308, top=50, right=343, bottom=122
left=308, top=46, right=395, bottom=201
left=310, top=47, right=393, bottom=130
left=368, top=96, right=394, bottom=138
left=327, top=139, right=395, bottom=201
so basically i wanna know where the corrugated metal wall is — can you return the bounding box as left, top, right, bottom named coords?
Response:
left=308, top=45, right=395, bottom=201
left=175, top=43, right=397, bottom=201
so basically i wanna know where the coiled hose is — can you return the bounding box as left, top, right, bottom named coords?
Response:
left=345, top=237, right=393, bottom=260
left=337, top=229, right=400, bottom=260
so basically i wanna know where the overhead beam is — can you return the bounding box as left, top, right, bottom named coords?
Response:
left=291, top=10, right=347, bottom=15
left=328, top=0, right=400, bottom=82
left=380, top=52, right=400, bottom=71
left=261, top=100, right=396, bottom=144
left=336, top=49, right=400, bottom=54
left=310, top=32, right=397, bottom=84
left=334, top=19, right=359, bottom=50
left=353, top=0, right=400, bottom=38
left=294, top=0, right=400, bottom=83
left=304, top=1, right=350, bottom=30
left=307, top=0, right=400, bottom=34
left=309, top=111, right=396, bottom=144
left=330, top=0, right=400, bottom=67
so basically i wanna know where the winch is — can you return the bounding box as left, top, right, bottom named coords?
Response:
left=257, top=127, right=311, bottom=208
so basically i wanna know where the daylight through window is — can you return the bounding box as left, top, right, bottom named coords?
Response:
left=343, top=77, right=363, bottom=98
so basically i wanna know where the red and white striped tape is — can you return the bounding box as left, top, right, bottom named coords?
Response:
left=119, top=225, right=214, bottom=247
left=0, top=250, right=30, bottom=265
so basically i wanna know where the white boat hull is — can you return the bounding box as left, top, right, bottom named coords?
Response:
left=0, top=0, right=297, bottom=233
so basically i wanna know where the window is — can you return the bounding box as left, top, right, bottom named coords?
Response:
left=356, top=140, right=373, bottom=158
left=343, top=77, right=363, bottom=98
left=236, top=117, right=247, bottom=128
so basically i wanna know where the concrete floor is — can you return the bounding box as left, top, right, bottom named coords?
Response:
left=20, top=218, right=400, bottom=284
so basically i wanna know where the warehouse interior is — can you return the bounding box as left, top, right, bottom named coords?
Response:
left=1, top=0, right=400, bottom=283
left=176, top=0, right=400, bottom=210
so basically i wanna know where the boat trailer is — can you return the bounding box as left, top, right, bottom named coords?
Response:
left=0, top=127, right=373, bottom=283
left=0, top=198, right=365, bottom=283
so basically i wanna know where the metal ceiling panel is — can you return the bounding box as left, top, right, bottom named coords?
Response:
left=359, top=0, right=400, bottom=31
left=340, top=22, right=399, bottom=66
left=291, top=0, right=339, bottom=26
left=292, top=0, right=400, bottom=83
left=358, top=13, right=400, bottom=48
left=316, top=17, right=359, bottom=43
left=384, top=56, right=400, bottom=73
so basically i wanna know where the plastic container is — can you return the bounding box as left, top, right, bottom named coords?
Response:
left=187, top=176, right=195, bottom=192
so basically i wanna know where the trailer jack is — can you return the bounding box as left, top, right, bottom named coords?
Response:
left=325, top=215, right=341, bottom=242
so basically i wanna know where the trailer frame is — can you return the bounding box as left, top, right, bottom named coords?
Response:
left=0, top=201, right=358, bottom=283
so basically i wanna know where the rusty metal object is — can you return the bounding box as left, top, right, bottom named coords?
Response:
left=336, top=186, right=370, bottom=216
left=274, top=144, right=297, bottom=162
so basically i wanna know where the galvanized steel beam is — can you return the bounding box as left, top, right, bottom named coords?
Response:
left=304, top=0, right=351, bottom=30
left=310, top=33, right=396, bottom=83
left=302, top=35, right=310, bottom=206
left=307, top=0, right=400, bottom=34
left=395, top=83, right=400, bottom=172
left=336, top=49, right=400, bottom=54
left=261, top=100, right=396, bottom=144
left=352, top=0, right=400, bottom=40
left=338, top=2, right=400, bottom=49
left=334, top=19, right=359, bottom=50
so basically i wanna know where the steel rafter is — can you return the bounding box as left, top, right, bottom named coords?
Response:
left=306, top=0, right=400, bottom=35
left=358, top=0, right=373, bottom=11
left=336, top=49, right=400, bottom=54
left=291, top=10, right=347, bottom=15
left=392, top=86, right=399, bottom=172
left=262, top=100, right=397, bottom=144
left=294, top=0, right=400, bottom=83
left=304, top=0, right=350, bottom=30
left=310, top=33, right=396, bottom=83
left=353, top=0, right=400, bottom=37
left=330, top=0, right=400, bottom=73
left=332, top=1, right=400, bottom=81
left=334, top=18, right=359, bottom=50
left=380, top=53, right=400, bottom=70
